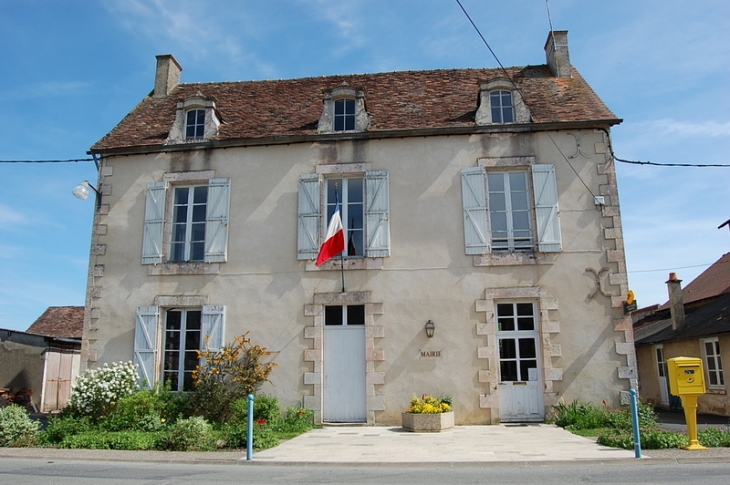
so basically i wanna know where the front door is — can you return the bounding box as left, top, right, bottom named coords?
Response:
left=323, top=305, right=366, bottom=423
left=654, top=345, right=669, bottom=406
left=497, top=302, right=544, bottom=422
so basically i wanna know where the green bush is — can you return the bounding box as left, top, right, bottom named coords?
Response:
left=552, top=401, right=608, bottom=430
left=40, top=415, right=95, bottom=445
left=67, top=361, right=138, bottom=420
left=603, top=402, right=657, bottom=430
left=699, top=427, right=730, bottom=447
left=641, top=429, right=688, bottom=449
left=219, top=421, right=279, bottom=450
left=156, top=416, right=214, bottom=451
left=231, top=394, right=281, bottom=424
left=59, top=431, right=157, bottom=450
left=0, top=405, right=41, bottom=447
left=597, top=428, right=634, bottom=449
left=101, top=385, right=187, bottom=432
left=273, top=406, right=315, bottom=434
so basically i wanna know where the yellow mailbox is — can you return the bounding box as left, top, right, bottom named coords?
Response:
left=666, top=356, right=707, bottom=450
left=667, top=356, right=706, bottom=395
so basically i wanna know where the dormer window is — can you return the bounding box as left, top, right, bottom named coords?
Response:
left=489, top=90, right=514, bottom=124
left=318, top=85, right=370, bottom=134
left=334, top=98, right=356, bottom=132
left=185, top=109, right=206, bottom=140
left=166, top=93, right=221, bottom=144
left=476, top=78, right=530, bottom=126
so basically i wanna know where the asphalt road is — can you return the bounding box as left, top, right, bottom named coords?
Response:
left=2, top=458, right=730, bottom=485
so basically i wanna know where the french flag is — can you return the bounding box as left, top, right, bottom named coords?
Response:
left=316, top=202, right=346, bottom=266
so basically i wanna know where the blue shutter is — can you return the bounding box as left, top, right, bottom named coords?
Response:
left=204, top=178, right=231, bottom=263
left=134, top=306, right=159, bottom=388
left=461, top=167, right=489, bottom=254
left=142, top=182, right=166, bottom=264
left=297, top=174, right=321, bottom=260
left=532, top=164, right=562, bottom=252
left=365, top=170, right=390, bottom=258
left=202, top=305, right=225, bottom=352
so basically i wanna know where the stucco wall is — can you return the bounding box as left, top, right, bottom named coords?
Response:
left=0, top=330, right=46, bottom=408
left=83, top=129, right=634, bottom=424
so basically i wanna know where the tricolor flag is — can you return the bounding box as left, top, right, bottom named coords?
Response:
left=316, top=202, right=346, bottom=266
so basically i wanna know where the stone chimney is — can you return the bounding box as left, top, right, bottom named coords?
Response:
left=544, top=30, right=571, bottom=78
left=153, top=54, right=182, bottom=98
left=667, top=272, right=686, bottom=331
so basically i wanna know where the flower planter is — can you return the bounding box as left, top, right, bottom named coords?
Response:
left=401, top=411, right=454, bottom=432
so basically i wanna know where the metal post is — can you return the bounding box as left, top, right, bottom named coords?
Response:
left=630, top=389, right=642, bottom=458
left=247, top=394, right=254, bottom=460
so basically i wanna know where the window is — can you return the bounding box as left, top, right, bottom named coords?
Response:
left=171, top=185, right=208, bottom=262
left=496, top=302, right=538, bottom=382
left=703, top=337, right=725, bottom=388
left=490, top=90, right=514, bottom=124
left=297, top=169, right=389, bottom=265
left=461, top=162, right=561, bottom=256
left=185, top=109, right=206, bottom=140
left=142, top=175, right=230, bottom=266
left=325, top=305, right=365, bottom=326
left=334, top=99, right=356, bottom=132
left=163, top=309, right=201, bottom=391
left=134, top=304, right=224, bottom=389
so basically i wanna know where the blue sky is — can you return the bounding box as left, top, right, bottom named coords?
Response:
left=1, top=0, right=728, bottom=331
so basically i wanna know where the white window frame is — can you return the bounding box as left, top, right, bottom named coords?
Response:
left=185, top=109, right=206, bottom=141
left=702, top=337, right=725, bottom=388
left=142, top=171, right=230, bottom=271
left=489, top=90, right=515, bottom=124
left=461, top=157, right=561, bottom=261
left=170, top=184, right=208, bottom=262
left=475, top=78, right=530, bottom=125
left=134, top=303, right=224, bottom=389
left=318, top=86, right=370, bottom=133
left=487, top=171, right=533, bottom=252
left=166, top=94, right=221, bottom=144
left=297, top=164, right=389, bottom=270
left=333, top=98, right=356, bottom=132
left=162, top=308, right=202, bottom=391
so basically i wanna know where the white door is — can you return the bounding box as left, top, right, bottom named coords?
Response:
left=497, top=302, right=544, bottom=422
left=323, top=305, right=366, bottom=423
left=654, top=345, right=669, bottom=406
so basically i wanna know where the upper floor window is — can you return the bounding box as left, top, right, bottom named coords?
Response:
left=185, top=109, right=206, bottom=140
left=318, top=86, right=370, bottom=134
left=142, top=173, right=230, bottom=266
left=702, top=337, right=725, bottom=388
left=461, top=160, right=561, bottom=256
left=297, top=167, right=389, bottom=268
left=490, top=90, right=514, bottom=124
left=334, top=99, right=356, bottom=132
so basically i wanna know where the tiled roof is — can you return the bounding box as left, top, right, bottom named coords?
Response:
left=91, top=65, right=619, bottom=152
left=26, top=306, right=84, bottom=339
left=658, top=252, right=730, bottom=309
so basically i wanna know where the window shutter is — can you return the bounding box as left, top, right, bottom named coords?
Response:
left=365, top=171, right=390, bottom=258
left=461, top=167, right=489, bottom=254
left=204, top=178, right=231, bottom=263
left=142, top=182, right=166, bottom=264
left=532, top=164, right=562, bottom=252
left=297, top=174, right=321, bottom=260
left=202, top=305, right=225, bottom=352
left=134, top=306, right=159, bottom=388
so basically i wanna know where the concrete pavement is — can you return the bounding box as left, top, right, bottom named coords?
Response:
left=3, top=422, right=730, bottom=465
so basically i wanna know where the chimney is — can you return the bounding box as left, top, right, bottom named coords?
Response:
left=153, top=54, right=182, bottom=98
left=666, top=272, right=686, bottom=331
left=544, top=30, right=571, bottom=78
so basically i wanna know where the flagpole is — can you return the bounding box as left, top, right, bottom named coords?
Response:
left=340, top=249, right=345, bottom=292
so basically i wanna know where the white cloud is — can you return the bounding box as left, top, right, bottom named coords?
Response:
left=0, top=204, right=26, bottom=225
left=638, top=119, right=730, bottom=138
left=2, top=81, right=92, bottom=100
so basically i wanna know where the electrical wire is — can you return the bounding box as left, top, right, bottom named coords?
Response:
left=0, top=158, right=95, bottom=163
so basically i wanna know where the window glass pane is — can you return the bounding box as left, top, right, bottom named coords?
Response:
left=174, top=205, right=188, bottom=223
left=192, top=205, right=207, bottom=222
left=334, top=99, right=345, bottom=115
left=167, top=311, right=181, bottom=329
left=501, top=92, right=512, bottom=105
left=509, top=172, right=526, bottom=191
left=487, top=173, right=505, bottom=191
left=175, top=187, right=189, bottom=205
left=511, top=192, right=528, bottom=211
left=517, top=317, right=535, bottom=331
left=489, top=192, right=506, bottom=212
left=345, top=116, right=355, bottom=131
left=325, top=306, right=343, bottom=326
left=497, top=318, right=514, bottom=331
left=193, top=186, right=208, bottom=204
left=708, top=359, right=716, bottom=371
left=187, top=311, right=201, bottom=330
left=334, top=117, right=344, bottom=131
left=184, top=351, right=199, bottom=370
left=706, top=342, right=714, bottom=355
left=499, top=339, right=516, bottom=359
left=500, top=361, right=518, bottom=382
left=347, top=178, right=363, bottom=202
left=164, top=352, right=178, bottom=370
left=502, top=108, right=514, bottom=123
left=347, top=305, right=365, bottom=325
left=195, top=110, right=205, bottom=124
left=520, top=360, right=537, bottom=381
left=347, top=230, right=363, bottom=256
left=518, top=338, right=537, bottom=358
left=710, top=373, right=719, bottom=386
left=497, top=303, right=514, bottom=316
left=512, top=211, right=530, bottom=231
left=190, top=242, right=204, bottom=261
left=345, top=99, right=355, bottom=114
left=491, top=213, right=507, bottom=232
left=165, top=372, right=179, bottom=391
left=165, top=332, right=180, bottom=349
left=516, top=303, right=533, bottom=316
left=327, top=179, right=342, bottom=204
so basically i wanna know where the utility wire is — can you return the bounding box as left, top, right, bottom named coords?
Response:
left=0, top=158, right=95, bottom=163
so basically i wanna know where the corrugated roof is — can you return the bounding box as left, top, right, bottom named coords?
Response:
left=26, top=306, right=84, bottom=339
left=91, top=65, right=619, bottom=152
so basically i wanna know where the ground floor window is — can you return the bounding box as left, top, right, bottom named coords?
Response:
left=325, top=305, right=365, bottom=326
left=702, top=337, right=725, bottom=388
left=163, top=308, right=202, bottom=391
left=496, top=302, right=538, bottom=382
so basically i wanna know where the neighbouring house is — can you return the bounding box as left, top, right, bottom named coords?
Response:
left=634, top=253, right=730, bottom=416
left=0, top=306, right=82, bottom=412
left=81, top=30, right=636, bottom=425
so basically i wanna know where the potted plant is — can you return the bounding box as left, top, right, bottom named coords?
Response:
left=401, top=394, right=454, bottom=432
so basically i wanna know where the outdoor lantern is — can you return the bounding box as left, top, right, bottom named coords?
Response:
left=425, top=320, right=435, bottom=338
left=73, top=180, right=102, bottom=208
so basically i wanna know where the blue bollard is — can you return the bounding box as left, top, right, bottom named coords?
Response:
left=630, top=389, right=642, bottom=458
left=247, top=394, right=254, bottom=460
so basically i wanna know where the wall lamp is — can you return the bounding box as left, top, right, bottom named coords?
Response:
left=424, top=320, right=435, bottom=338
left=73, top=180, right=102, bottom=209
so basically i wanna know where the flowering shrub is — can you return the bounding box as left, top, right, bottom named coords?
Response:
left=0, top=405, right=40, bottom=446
left=67, top=361, right=138, bottom=419
left=405, top=394, right=451, bottom=414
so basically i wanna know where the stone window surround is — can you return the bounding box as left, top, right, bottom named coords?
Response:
left=475, top=78, right=531, bottom=125
left=472, top=156, right=555, bottom=267
left=318, top=85, right=370, bottom=134
left=305, top=162, right=384, bottom=271
left=147, top=170, right=221, bottom=276
left=303, top=291, right=384, bottom=425
left=475, top=286, right=561, bottom=424
left=166, top=93, right=221, bottom=144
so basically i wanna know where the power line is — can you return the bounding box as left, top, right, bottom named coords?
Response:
left=0, top=158, right=95, bottom=163
left=628, top=263, right=712, bottom=274
left=615, top=158, right=730, bottom=168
